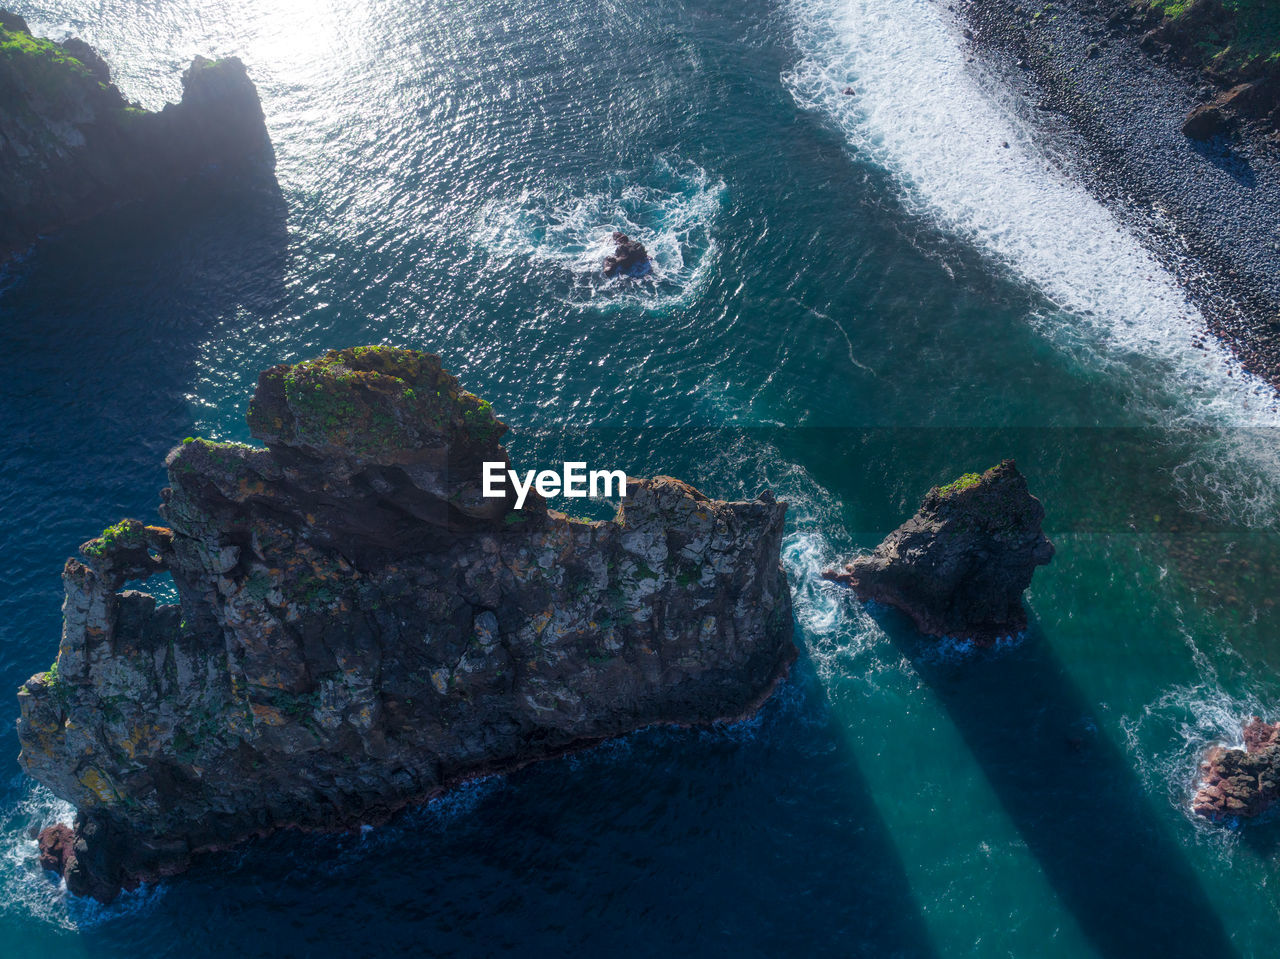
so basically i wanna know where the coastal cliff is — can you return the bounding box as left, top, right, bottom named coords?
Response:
left=16, top=346, right=796, bottom=902
left=0, top=10, right=272, bottom=255
left=823, top=462, right=1054, bottom=643
left=1127, top=0, right=1280, bottom=137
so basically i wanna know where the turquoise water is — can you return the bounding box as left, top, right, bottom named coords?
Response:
left=2, top=0, right=1280, bottom=955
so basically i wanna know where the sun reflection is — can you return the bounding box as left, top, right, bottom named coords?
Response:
left=238, top=0, right=364, bottom=79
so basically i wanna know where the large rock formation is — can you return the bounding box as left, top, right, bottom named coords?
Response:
left=0, top=11, right=272, bottom=255
left=1192, top=717, right=1280, bottom=821
left=17, top=346, right=795, bottom=902
left=822, top=461, right=1053, bottom=643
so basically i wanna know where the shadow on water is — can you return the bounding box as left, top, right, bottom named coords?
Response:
left=0, top=169, right=289, bottom=485
left=874, top=613, right=1240, bottom=959
left=74, top=656, right=941, bottom=959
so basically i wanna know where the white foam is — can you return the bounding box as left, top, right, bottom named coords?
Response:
left=0, top=779, right=165, bottom=930
left=473, top=156, right=723, bottom=311
left=1122, top=676, right=1273, bottom=840
left=783, top=0, right=1280, bottom=429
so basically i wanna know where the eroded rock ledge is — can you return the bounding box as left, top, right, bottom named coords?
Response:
left=0, top=10, right=273, bottom=254
left=17, top=346, right=795, bottom=902
left=823, top=461, right=1054, bottom=643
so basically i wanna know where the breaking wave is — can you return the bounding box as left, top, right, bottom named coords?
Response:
left=783, top=0, right=1280, bottom=438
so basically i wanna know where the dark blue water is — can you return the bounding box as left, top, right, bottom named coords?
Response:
left=3, top=0, right=1280, bottom=955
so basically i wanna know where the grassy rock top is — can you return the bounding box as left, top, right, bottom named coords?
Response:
left=0, top=16, right=108, bottom=108
left=924, top=461, right=1042, bottom=534
left=824, top=459, right=1053, bottom=641
left=246, top=346, right=507, bottom=462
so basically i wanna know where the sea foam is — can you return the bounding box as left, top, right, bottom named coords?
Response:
left=783, top=0, right=1280, bottom=431
left=0, top=779, right=165, bottom=929
left=473, top=156, right=723, bottom=310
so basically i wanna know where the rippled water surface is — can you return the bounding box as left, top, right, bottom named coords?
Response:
left=3, top=1, right=1280, bottom=956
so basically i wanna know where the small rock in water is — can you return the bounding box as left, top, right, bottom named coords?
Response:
left=36, top=824, right=74, bottom=874
left=602, top=232, right=652, bottom=278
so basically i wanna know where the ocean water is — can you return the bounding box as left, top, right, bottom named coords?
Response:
left=1, top=0, right=1280, bottom=956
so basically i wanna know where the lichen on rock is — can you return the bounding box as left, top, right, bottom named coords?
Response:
left=822, top=460, right=1054, bottom=643
left=17, top=346, right=795, bottom=902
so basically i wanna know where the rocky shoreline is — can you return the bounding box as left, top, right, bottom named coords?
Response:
left=17, top=346, right=796, bottom=902
left=957, top=0, right=1280, bottom=388
left=0, top=10, right=273, bottom=258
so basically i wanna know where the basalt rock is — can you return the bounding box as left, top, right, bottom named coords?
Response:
left=822, top=461, right=1053, bottom=643
left=1192, top=717, right=1280, bottom=820
left=1182, top=82, right=1277, bottom=139
left=1130, top=0, right=1280, bottom=136
left=17, top=346, right=795, bottom=902
left=602, top=232, right=651, bottom=278
left=1183, top=100, right=1234, bottom=140
left=0, top=13, right=273, bottom=255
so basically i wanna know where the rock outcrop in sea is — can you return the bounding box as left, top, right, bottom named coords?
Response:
left=16, top=346, right=796, bottom=902
left=822, top=461, right=1054, bottom=643
left=1193, top=717, right=1280, bottom=820
left=0, top=10, right=272, bottom=255
left=602, top=232, right=652, bottom=278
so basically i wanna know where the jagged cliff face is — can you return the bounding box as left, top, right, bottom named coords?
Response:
left=0, top=11, right=272, bottom=253
left=823, top=461, right=1054, bottom=643
left=17, top=347, right=795, bottom=901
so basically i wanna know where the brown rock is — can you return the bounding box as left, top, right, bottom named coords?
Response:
left=602, top=232, right=651, bottom=278
left=36, top=823, right=74, bottom=875
left=1192, top=717, right=1280, bottom=820
left=1183, top=102, right=1233, bottom=140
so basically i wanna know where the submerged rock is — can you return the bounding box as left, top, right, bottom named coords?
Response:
left=602, top=232, right=652, bottom=278
left=1193, top=717, right=1280, bottom=820
left=822, top=461, right=1053, bottom=643
left=17, top=346, right=795, bottom=902
left=0, top=14, right=273, bottom=254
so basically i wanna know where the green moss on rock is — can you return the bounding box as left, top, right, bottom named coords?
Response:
left=247, top=346, right=507, bottom=459
left=81, top=519, right=149, bottom=559
left=937, top=471, right=985, bottom=498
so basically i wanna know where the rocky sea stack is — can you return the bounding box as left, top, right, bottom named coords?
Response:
left=1193, top=717, right=1280, bottom=820
left=0, top=10, right=272, bottom=255
left=16, top=346, right=795, bottom=902
left=823, top=461, right=1054, bottom=643
left=602, top=232, right=651, bottom=279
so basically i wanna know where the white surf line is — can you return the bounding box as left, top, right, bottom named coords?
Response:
left=783, top=0, right=1280, bottom=428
